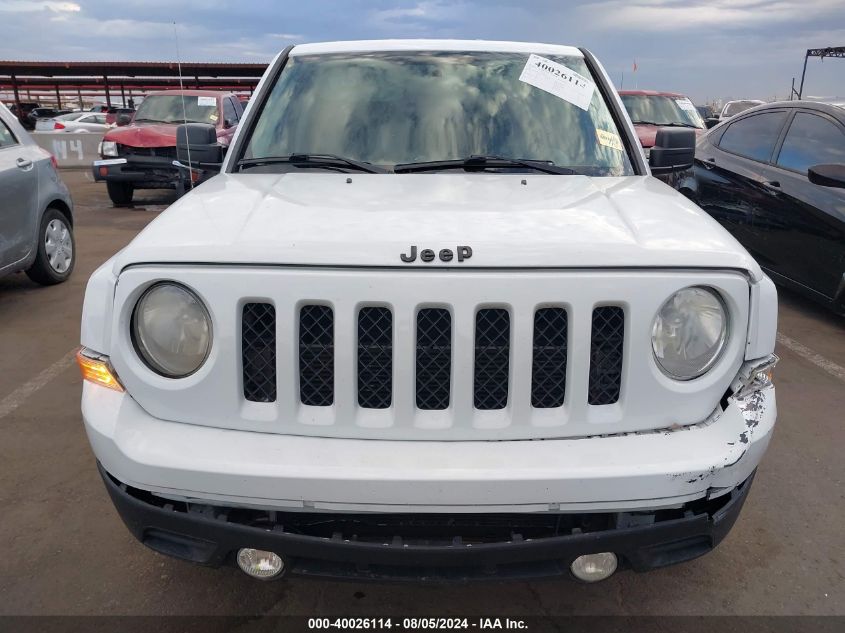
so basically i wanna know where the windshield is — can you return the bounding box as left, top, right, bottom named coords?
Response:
left=242, top=51, right=634, bottom=176
left=133, top=95, right=219, bottom=124
left=724, top=101, right=761, bottom=117
left=620, top=94, right=704, bottom=128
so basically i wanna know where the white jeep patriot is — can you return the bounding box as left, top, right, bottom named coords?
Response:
left=79, top=40, right=778, bottom=583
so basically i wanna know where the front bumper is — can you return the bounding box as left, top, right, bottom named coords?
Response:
left=92, top=156, right=183, bottom=189
left=83, top=367, right=775, bottom=579
left=82, top=381, right=776, bottom=513
left=99, top=462, right=755, bottom=581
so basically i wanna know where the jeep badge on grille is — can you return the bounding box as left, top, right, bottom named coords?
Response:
left=400, top=245, right=472, bottom=263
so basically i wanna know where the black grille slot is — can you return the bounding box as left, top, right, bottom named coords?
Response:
left=588, top=306, right=625, bottom=405
left=358, top=307, right=393, bottom=409
left=474, top=309, right=510, bottom=410
left=242, top=303, right=276, bottom=403
left=416, top=309, right=452, bottom=410
left=531, top=308, right=568, bottom=408
left=299, top=305, right=334, bottom=406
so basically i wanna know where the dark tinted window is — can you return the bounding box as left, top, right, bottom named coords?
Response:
left=776, top=112, right=845, bottom=174
left=718, top=111, right=787, bottom=163
left=0, top=118, right=17, bottom=147
left=223, top=98, right=239, bottom=123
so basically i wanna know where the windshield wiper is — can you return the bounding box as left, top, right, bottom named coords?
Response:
left=133, top=118, right=169, bottom=123
left=237, top=153, right=387, bottom=174
left=394, top=155, right=576, bottom=175
left=632, top=120, right=699, bottom=128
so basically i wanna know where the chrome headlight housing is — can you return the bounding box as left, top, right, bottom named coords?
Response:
left=131, top=282, right=212, bottom=378
left=651, top=286, right=728, bottom=380
left=100, top=140, right=118, bottom=157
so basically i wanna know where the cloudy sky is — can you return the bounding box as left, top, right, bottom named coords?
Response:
left=1, top=0, right=843, bottom=103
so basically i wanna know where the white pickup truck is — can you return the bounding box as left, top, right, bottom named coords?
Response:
left=79, top=40, right=778, bottom=583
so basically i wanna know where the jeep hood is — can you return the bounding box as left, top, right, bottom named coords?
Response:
left=114, top=173, right=762, bottom=278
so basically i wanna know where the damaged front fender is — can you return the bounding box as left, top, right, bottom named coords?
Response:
left=693, top=357, right=778, bottom=496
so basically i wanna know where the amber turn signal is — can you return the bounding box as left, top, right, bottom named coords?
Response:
left=76, top=348, right=124, bottom=392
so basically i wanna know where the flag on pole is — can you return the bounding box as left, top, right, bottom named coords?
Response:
left=633, top=60, right=638, bottom=73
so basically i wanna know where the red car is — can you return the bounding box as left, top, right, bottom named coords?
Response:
left=93, top=90, right=243, bottom=205
left=619, top=90, right=706, bottom=155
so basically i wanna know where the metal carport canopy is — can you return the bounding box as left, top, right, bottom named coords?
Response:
left=0, top=60, right=269, bottom=112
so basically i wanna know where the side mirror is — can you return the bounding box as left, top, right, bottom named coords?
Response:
left=176, top=123, right=223, bottom=169
left=117, top=113, right=132, bottom=126
left=808, top=164, right=845, bottom=189
left=649, top=128, right=696, bottom=175
left=223, top=118, right=234, bottom=129
left=705, top=118, right=720, bottom=129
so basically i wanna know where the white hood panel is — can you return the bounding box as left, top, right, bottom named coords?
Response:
left=115, top=173, right=761, bottom=277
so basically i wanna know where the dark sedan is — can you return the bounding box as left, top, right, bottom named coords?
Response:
left=690, top=101, right=845, bottom=313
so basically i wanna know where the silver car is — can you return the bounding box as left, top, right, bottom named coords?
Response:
left=0, top=102, right=75, bottom=285
left=35, top=111, right=110, bottom=133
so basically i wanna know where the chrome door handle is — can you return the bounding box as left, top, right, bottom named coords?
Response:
left=762, top=180, right=781, bottom=191
left=16, top=157, right=33, bottom=170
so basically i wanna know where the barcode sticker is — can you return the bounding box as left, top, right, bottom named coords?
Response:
left=519, top=54, right=595, bottom=111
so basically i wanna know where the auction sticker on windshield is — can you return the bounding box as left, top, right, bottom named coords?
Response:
left=674, top=97, right=696, bottom=112
left=519, top=54, right=595, bottom=111
left=197, top=96, right=216, bottom=107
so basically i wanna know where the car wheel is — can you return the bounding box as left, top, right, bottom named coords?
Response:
left=107, top=181, right=134, bottom=205
left=25, top=207, right=75, bottom=286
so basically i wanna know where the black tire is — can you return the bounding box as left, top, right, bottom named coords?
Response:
left=25, top=207, right=75, bottom=286
left=107, top=181, right=134, bottom=205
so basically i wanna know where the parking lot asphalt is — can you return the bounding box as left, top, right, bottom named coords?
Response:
left=0, top=170, right=843, bottom=618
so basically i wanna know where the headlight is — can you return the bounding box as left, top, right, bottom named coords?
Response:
left=651, top=286, right=728, bottom=380
left=132, top=282, right=212, bottom=377
left=100, top=141, right=118, bottom=157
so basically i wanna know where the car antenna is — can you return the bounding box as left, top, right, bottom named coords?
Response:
left=173, top=21, right=193, bottom=191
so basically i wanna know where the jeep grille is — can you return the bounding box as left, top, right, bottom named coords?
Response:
left=241, top=303, right=626, bottom=411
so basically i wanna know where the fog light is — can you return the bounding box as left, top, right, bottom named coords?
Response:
left=236, top=548, right=285, bottom=579
left=570, top=552, right=618, bottom=582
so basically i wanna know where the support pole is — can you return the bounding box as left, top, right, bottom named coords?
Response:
left=11, top=74, right=22, bottom=123
left=798, top=50, right=809, bottom=99
left=104, top=75, right=111, bottom=107
left=55, top=84, right=61, bottom=109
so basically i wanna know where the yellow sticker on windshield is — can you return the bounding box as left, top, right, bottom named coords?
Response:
left=596, top=129, right=623, bottom=152
left=209, top=113, right=219, bottom=122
